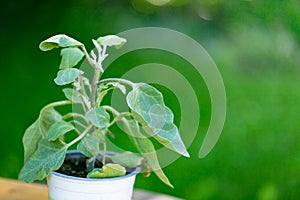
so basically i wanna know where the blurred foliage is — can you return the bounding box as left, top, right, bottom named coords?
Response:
left=1, top=0, right=300, bottom=199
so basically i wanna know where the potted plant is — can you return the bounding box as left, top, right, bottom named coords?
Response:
left=18, top=34, right=189, bottom=200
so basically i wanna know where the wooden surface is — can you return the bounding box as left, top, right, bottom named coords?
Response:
left=0, top=177, right=182, bottom=200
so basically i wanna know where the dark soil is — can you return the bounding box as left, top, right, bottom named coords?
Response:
left=56, top=153, right=104, bottom=177
left=56, top=152, right=135, bottom=178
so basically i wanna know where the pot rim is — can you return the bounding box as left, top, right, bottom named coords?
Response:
left=50, top=150, right=141, bottom=182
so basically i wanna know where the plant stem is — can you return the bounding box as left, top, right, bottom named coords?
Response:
left=81, top=46, right=96, bottom=68
left=98, top=78, right=134, bottom=88
left=107, top=112, right=131, bottom=128
left=40, top=100, right=73, bottom=114
left=62, top=112, right=89, bottom=123
left=102, top=139, right=107, bottom=165
left=67, top=124, right=93, bottom=148
left=86, top=157, right=96, bottom=173
left=72, top=120, right=87, bottom=130
left=90, top=68, right=101, bottom=107
left=78, top=75, right=88, bottom=98
left=103, top=105, right=122, bottom=116
left=78, top=75, right=89, bottom=112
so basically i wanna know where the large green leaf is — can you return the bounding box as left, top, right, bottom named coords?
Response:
left=77, top=130, right=103, bottom=157
left=47, top=121, right=75, bottom=141
left=23, top=107, right=62, bottom=162
left=19, top=139, right=67, bottom=183
left=126, top=83, right=189, bottom=157
left=122, top=119, right=173, bottom=188
left=59, top=47, right=84, bottom=69
left=54, top=68, right=83, bottom=86
left=39, top=34, right=83, bottom=51
left=85, top=107, right=110, bottom=129
left=22, top=120, right=43, bottom=163
left=96, top=35, right=126, bottom=49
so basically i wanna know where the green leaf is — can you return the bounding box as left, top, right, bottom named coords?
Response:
left=39, top=34, right=83, bottom=51
left=108, top=151, right=144, bottom=168
left=77, top=130, right=102, bottom=157
left=86, top=168, right=102, bottom=178
left=47, top=121, right=75, bottom=141
left=23, top=107, right=62, bottom=162
left=19, top=139, right=67, bottom=182
left=122, top=119, right=173, bottom=188
left=63, top=88, right=82, bottom=103
left=87, top=164, right=126, bottom=178
left=22, top=120, right=43, bottom=163
left=126, top=83, right=189, bottom=157
left=85, top=107, right=110, bottom=129
left=54, top=68, right=83, bottom=86
left=96, top=35, right=126, bottom=49
left=59, top=47, right=84, bottom=69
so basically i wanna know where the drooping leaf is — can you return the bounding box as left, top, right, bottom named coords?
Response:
left=108, top=151, right=144, bottom=168
left=39, top=34, right=83, bottom=51
left=47, top=121, right=75, bottom=141
left=85, top=107, right=110, bottom=129
left=19, top=139, right=67, bottom=183
left=22, top=120, right=43, bottom=163
left=121, top=119, right=173, bottom=188
left=96, top=35, right=126, bottom=49
left=59, top=47, right=84, bottom=69
left=87, top=164, right=126, bottom=178
left=63, top=88, right=82, bottom=103
left=23, top=107, right=62, bottom=162
left=126, top=83, right=189, bottom=157
left=77, top=130, right=102, bottom=157
left=54, top=68, right=83, bottom=86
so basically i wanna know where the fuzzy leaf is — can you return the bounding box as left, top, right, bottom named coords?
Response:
left=96, top=35, right=126, bottom=49
left=122, top=119, right=173, bottom=188
left=63, top=88, right=82, bottom=103
left=22, top=120, right=43, bottom=163
left=85, top=107, right=110, bottom=129
left=77, top=130, right=102, bottom=157
left=126, top=83, right=189, bottom=157
left=59, top=47, right=84, bottom=69
left=19, top=139, right=67, bottom=182
left=23, top=107, right=62, bottom=162
left=47, top=121, right=75, bottom=141
left=39, top=34, right=83, bottom=51
left=109, top=151, right=144, bottom=168
left=87, top=164, right=126, bottom=178
left=54, top=68, right=83, bottom=86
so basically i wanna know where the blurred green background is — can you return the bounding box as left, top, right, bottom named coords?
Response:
left=1, top=0, right=300, bottom=199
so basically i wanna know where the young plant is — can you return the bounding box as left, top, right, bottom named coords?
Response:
left=18, top=34, right=189, bottom=187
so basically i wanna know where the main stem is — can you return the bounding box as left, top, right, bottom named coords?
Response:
left=90, top=68, right=101, bottom=107
left=83, top=43, right=108, bottom=170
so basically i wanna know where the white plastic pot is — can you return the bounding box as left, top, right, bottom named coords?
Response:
left=47, top=151, right=140, bottom=200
